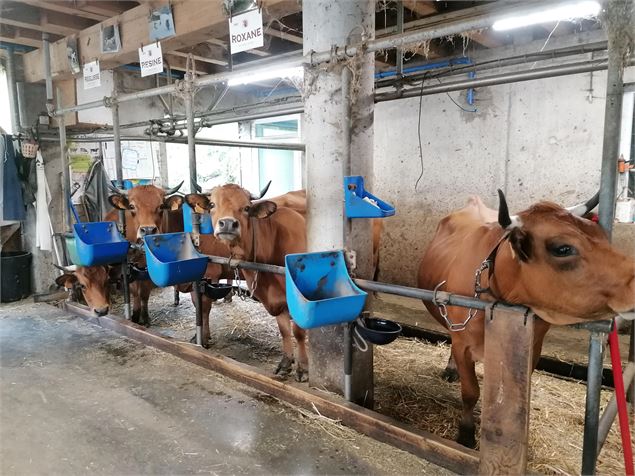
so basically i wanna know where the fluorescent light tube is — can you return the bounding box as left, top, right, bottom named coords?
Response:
left=492, top=1, right=601, bottom=31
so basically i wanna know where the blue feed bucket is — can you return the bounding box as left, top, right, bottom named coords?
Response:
left=285, top=250, right=367, bottom=329
left=144, top=232, right=208, bottom=287
left=73, top=222, right=129, bottom=266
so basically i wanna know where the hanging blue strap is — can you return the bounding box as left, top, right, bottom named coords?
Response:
left=68, top=196, right=81, bottom=223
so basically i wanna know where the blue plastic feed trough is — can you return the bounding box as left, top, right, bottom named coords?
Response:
left=73, top=222, right=129, bottom=266
left=344, top=175, right=395, bottom=218
left=144, top=232, right=208, bottom=287
left=182, top=202, right=213, bottom=234
left=285, top=250, right=368, bottom=329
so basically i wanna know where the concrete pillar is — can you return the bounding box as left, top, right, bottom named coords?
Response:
left=303, top=0, right=375, bottom=406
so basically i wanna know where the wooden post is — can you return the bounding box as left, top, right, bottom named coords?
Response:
left=480, top=308, right=534, bottom=475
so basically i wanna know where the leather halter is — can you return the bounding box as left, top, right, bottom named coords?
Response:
left=473, top=230, right=511, bottom=301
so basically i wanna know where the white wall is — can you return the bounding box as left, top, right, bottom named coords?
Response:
left=373, top=67, right=635, bottom=286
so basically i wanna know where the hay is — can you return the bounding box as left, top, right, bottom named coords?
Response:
left=108, top=289, right=630, bottom=474
left=374, top=337, right=629, bottom=475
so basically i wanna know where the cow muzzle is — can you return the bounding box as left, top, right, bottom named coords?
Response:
left=137, top=226, right=159, bottom=239
left=94, top=306, right=109, bottom=316
left=215, top=217, right=240, bottom=241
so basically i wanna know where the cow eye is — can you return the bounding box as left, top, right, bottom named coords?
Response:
left=548, top=243, right=578, bottom=257
left=243, top=205, right=251, bottom=213
left=80, top=284, right=87, bottom=290
left=129, top=204, right=135, bottom=210
left=209, top=202, right=215, bottom=210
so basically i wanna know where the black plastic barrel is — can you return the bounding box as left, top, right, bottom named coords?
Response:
left=1, top=251, right=32, bottom=303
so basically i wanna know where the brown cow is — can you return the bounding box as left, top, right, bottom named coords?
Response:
left=55, top=265, right=112, bottom=316
left=417, top=190, right=635, bottom=448
left=186, top=184, right=308, bottom=381
left=107, top=183, right=184, bottom=325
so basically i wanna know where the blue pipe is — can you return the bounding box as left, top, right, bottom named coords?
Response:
left=375, top=56, right=476, bottom=107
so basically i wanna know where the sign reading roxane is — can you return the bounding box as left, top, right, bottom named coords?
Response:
left=138, top=42, right=164, bottom=77
left=229, top=9, right=263, bottom=54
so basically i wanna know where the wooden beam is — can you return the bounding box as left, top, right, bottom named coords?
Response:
left=403, top=0, right=437, bottom=17
left=17, top=0, right=110, bottom=21
left=479, top=309, right=534, bottom=475
left=206, top=38, right=270, bottom=57
left=22, top=0, right=294, bottom=83
left=265, top=27, right=303, bottom=45
left=169, top=51, right=226, bottom=68
left=464, top=30, right=504, bottom=49
left=0, top=24, right=47, bottom=48
left=0, top=4, right=94, bottom=37
left=163, top=53, right=215, bottom=75
left=64, top=301, right=481, bottom=475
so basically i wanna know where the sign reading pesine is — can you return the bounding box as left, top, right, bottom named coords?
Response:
left=229, top=9, right=264, bottom=54
left=83, top=60, right=101, bottom=89
left=138, top=42, right=164, bottom=77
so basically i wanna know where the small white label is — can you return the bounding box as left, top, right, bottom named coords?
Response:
left=83, top=60, right=101, bottom=89
left=229, top=9, right=264, bottom=54
left=138, top=42, right=164, bottom=77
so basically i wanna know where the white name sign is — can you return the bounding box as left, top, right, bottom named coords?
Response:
left=138, top=42, right=164, bottom=77
left=83, top=60, right=101, bottom=89
left=229, top=9, right=264, bottom=54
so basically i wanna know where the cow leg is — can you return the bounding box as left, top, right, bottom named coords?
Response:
left=130, top=282, right=141, bottom=324
left=442, top=354, right=460, bottom=382
left=274, top=314, right=295, bottom=379
left=224, top=279, right=233, bottom=303
left=454, top=347, right=479, bottom=448
left=201, top=294, right=213, bottom=346
left=173, top=287, right=180, bottom=306
left=135, top=282, right=152, bottom=327
left=292, top=319, right=309, bottom=382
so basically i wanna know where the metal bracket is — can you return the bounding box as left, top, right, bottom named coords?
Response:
left=344, top=248, right=357, bottom=273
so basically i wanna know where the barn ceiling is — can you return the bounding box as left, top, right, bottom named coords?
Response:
left=0, top=0, right=603, bottom=81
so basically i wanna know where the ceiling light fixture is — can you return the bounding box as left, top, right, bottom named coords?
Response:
left=492, top=1, right=601, bottom=31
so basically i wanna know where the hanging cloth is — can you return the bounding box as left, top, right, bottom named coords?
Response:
left=1, top=134, right=26, bottom=222
left=34, top=151, right=53, bottom=251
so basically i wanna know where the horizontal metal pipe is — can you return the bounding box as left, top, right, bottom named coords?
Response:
left=205, top=255, right=286, bottom=275
left=597, top=362, right=635, bottom=452
left=51, top=2, right=557, bottom=117
left=310, top=1, right=554, bottom=64
left=375, top=57, right=635, bottom=102
left=353, top=278, right=528, bottom=314
left=38, top=134, right=304, bottom=151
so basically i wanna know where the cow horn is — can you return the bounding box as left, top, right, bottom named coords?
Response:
left=163, top=181, right=184, bottom=195
left=566, top=190, right=600, bottom=217
left=107, top=182, right=128, bottom=196
left=53, top=263, right=77, bottom=273
left=192, top=181, right=202, bottom=193
left=250, top=180, right=272, bottom=200
left=497, top=189, right=522, bottom=229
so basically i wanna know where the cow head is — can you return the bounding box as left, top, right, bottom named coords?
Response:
left=494, top=190, right=635, bottom=324
left=108, top=182, right=184, bottom=240
left=184, top=181, right=273, bottom=250
left=55, top=265, right=112, bottom=316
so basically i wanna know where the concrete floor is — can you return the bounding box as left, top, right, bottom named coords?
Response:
left=0, top=301, right=449, bottom=475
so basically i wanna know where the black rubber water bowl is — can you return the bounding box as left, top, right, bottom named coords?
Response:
left=355, top=316, right=402, bottom=345
left=203, top=282, right=232, bottom=300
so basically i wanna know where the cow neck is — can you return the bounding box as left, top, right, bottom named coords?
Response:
left=247, top=217, right=257, bottom=263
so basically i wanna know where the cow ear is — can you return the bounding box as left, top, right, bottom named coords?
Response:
left=185, top=194, right=212, bottom=213
left=509, top=228, right=533, bottom=262
left=55, top=274, right=77, bottom=288
left=109, top=194, right=130, bottom=210
left=249, top=200, right=277, bottom=219
left=164, top=195, right=184, bottom=211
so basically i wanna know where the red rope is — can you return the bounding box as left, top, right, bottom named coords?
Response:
left=608, top=324, right=634, bottom=476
